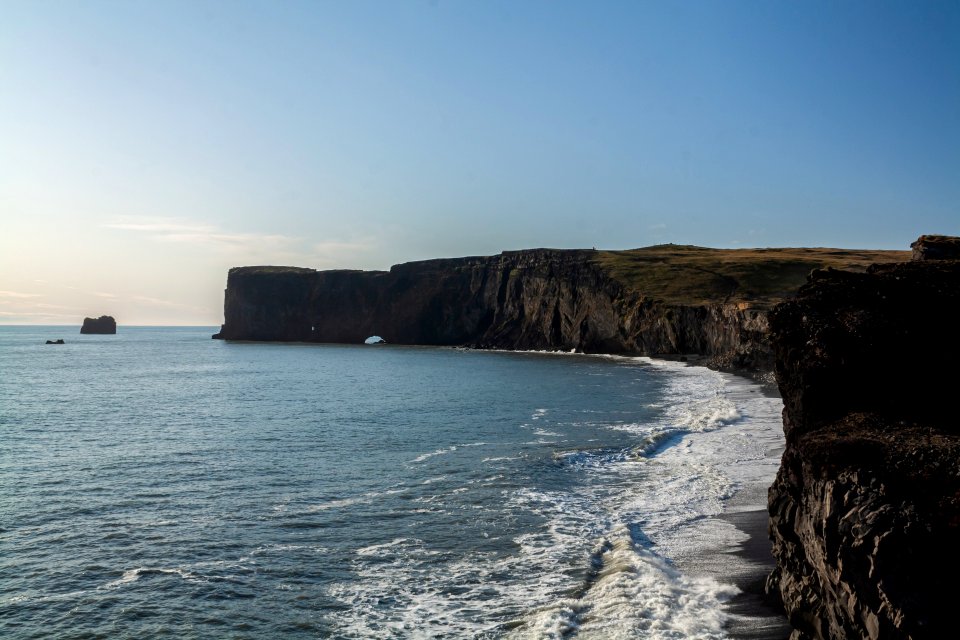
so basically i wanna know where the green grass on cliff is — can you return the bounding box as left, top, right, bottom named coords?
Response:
left=594, top=245, right=909, bottom=308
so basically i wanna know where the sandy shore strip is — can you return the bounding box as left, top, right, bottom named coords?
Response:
left=664, top=371, right=790, bottom=639
left=718, top=507, right=791, bottom=639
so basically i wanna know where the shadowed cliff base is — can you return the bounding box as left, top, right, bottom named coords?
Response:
left=212, top=244, right=906, bottom=379
left=766, top=235, right=960, bottom=639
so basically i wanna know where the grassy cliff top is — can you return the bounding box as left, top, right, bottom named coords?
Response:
left=229, top=266, right=317, bottom=275
left=594, top=245, right=910, bottom=308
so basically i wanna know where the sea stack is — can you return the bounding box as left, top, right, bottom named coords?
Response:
left=80, top=315, right=117, bottom=334
left=766, top=235, right=960, bottom=639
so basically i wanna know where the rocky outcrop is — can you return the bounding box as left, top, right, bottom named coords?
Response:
left=213, top=250, right=775, bottom=374
left=80, top=315, right=117, bottom=334
left=910, top=234, right=960, bottom=261
left=766, top=243, right=960, bottom=639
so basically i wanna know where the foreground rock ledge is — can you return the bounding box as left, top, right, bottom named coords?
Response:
left=80, top=315, right=117, bottom=334
left=766, top=239, right=960, bottom=639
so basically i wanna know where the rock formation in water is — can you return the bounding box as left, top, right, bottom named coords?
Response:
left=80, top=315, right=117, bottom=334
left=766, top=235, right=960, bottom=639
left=212, top=246, right=905, bottom=377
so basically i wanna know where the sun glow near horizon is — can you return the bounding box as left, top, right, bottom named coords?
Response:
left=2, top=0, right=957, bottom=324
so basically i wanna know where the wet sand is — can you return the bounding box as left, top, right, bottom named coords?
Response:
left=720, top=508, right=791, bottom=640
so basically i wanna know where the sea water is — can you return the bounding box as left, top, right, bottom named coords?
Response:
left=0, top=327, right=784, bottom=639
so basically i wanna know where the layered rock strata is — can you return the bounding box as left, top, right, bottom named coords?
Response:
left=766, top=243, right=960, bottom=639
left=212, top=251, right=774, bottom=373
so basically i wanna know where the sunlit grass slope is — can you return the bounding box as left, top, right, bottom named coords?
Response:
left=594, top=245, right=909, bottom=308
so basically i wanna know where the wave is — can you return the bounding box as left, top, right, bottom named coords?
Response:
left=410, top=442, right=489, bottom=464
left=323, top=357, right=782, bottom=637
left=509, top=525, right=738, bottom=639
left=101, top=567, right=200, bottom=590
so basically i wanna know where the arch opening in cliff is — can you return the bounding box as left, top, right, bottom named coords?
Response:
left=364, top=336, right=386, bottom=345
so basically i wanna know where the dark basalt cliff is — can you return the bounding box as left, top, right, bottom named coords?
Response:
left=80, top=315, right=117, bottom=334
left=212, top=246, right=904, bottom=375
left=766, top=238, right=960, bottom=639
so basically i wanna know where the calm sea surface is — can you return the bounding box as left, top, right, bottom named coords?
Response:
left=0, top=327, right=783, bottom=639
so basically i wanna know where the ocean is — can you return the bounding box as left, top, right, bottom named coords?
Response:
left=0, top=326, right=785, bottom=639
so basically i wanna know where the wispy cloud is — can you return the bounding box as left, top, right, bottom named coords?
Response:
left=104, top=216, right=293, bottom=252
left=104, top=215, right=380, bottom=266
left=312, top=240, right=376, bottom=253
left=0, top=290, right=42, bottom=298
left=103, top=218, right=216, bottom=234
left=132, top=295, right=193, bottom=309
left=0, top=310, right=78, bottom=320
left=33, top=303, right=80, bottom=310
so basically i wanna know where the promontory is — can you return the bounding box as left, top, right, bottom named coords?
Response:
left=213, top=236, right=959, bottom=638
left=212, top=244, right=905, bottom=378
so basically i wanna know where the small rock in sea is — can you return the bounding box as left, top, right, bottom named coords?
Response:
left=45, top=339, right=65, bottom=344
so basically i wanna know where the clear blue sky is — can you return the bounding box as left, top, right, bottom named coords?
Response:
left=1, top=0, right=957, bottom=324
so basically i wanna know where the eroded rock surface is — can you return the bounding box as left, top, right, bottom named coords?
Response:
left=212, top=251, right=774, bottom=374
left=766, top=244, right=960, bottom=639
left=910, top=234, right=960, bottom=261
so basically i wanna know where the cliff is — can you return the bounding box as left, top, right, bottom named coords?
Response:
left=766, top=237, right=960, bottom=639
left=213, top=246, right=905, bottom=376
left=80, top=315, right=117, bottom=334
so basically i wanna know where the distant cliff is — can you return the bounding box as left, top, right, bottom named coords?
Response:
left=213, top=245, right=905, bottom=376
left=766, top=235, right=960, bottom=639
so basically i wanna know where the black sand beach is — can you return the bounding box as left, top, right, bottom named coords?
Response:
left=721, top=508, right=791, bottom=640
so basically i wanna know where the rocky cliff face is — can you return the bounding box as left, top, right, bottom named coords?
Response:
left=213, top=250, right=774, bottom=373
left=766, top=239, right=960, bottom=639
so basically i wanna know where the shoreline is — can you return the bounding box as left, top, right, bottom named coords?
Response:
left=718, top=380, right=790, bottom=640
left=216, top=339, right=791, bottom=635
left=218, top=339, right=779, bottom=390
left=457, top=344, right=791, bottom=636
left=719, top=508, right=791, bottom=639
left=663, top=371, right=790, bottom=640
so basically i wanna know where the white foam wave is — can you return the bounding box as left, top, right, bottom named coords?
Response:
left=324, top=357, right=784, bottom=638
left=356, top=538, right=410, bottom=557
left=411, top=446, right=457, bottom=463
left=306, top=496, right=367, bottom=511
left=511, top=525, right=738, bottom=639
left=101, top=566, right=199, bottom=589
left=482, top=455, right=522, bottom=463
left=533, top=428, right=561, bottom=437
left=410, top=442, right=488, bottom=463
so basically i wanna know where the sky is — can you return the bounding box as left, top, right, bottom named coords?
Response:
left=1, top=0, right=957, bottom=325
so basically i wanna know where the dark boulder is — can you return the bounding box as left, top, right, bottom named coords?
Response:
left=45, top=339, right=65, bottom=344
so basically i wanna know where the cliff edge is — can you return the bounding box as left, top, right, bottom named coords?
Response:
left=766, top=236, right=960, bottom=639
left=213, top=245, right=904, bottom=377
